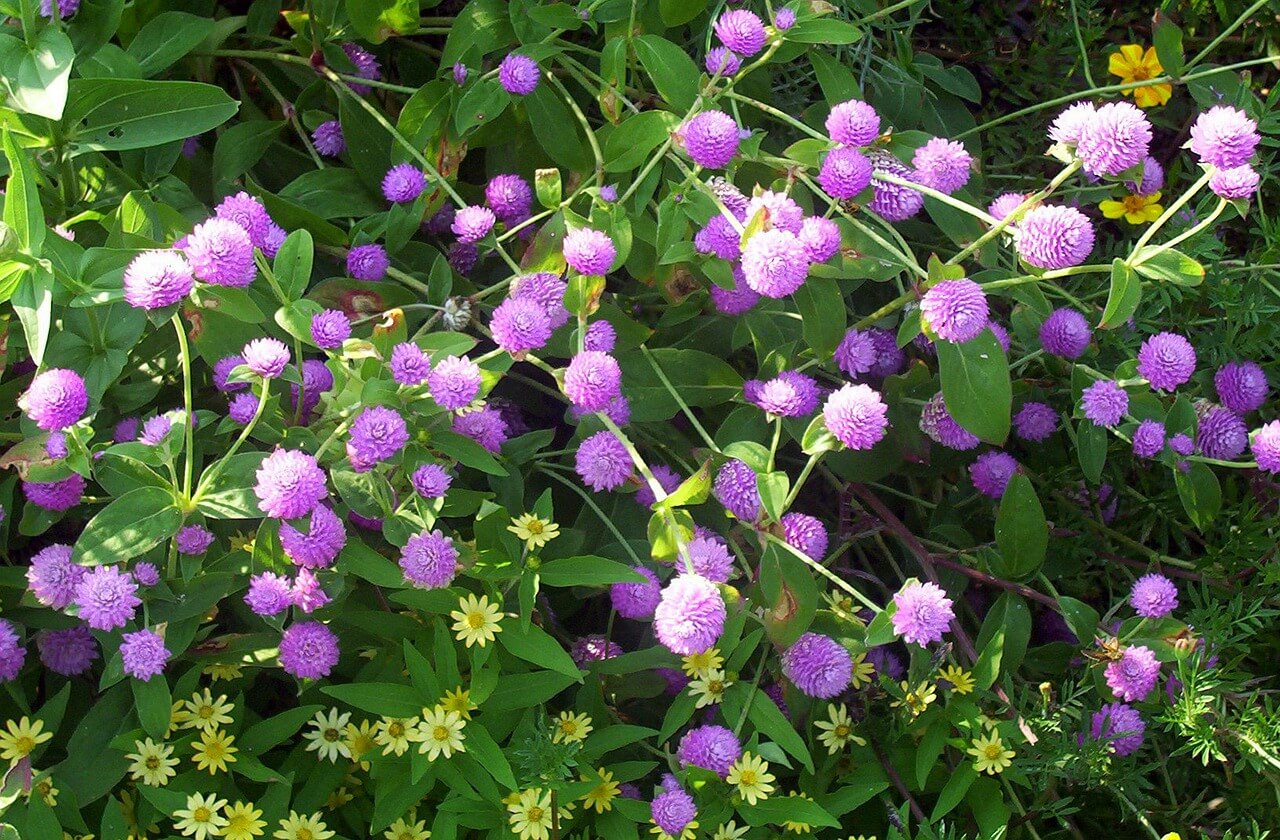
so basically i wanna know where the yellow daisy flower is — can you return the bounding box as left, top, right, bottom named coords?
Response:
left=166, top=700, right=189, bottom=737
left=508, top=514, right=560, bottom=551
left=173, top=793, right=229, bottom=840
left=345, top=719, right=377, bottom=767
left=938, top=665, right=975, bottom=695
left=182, top=689, right=235, bottom=733
left=414, top=706, right=466, bottom=761
left=384, top=815, right=431, bottom=840
left=450, top=593, right=503, bottom=648
left=441, top=687, right=477, bottom=720
left=726, top=752, right=775, bottom=805
left=273, top=811, right=334, bottom=840
left=124, top=738, right=178, bottom=787
left=222, top=801, right=266, bottom=840
left=0, top=717, right=53, bottom=763
left=1100, top=191, right=1163, bottom=225
left=191, top=728, right=238, bottom=775
left=30, top=776, right=57, bottom=806
left=325, top=786, right=355, bottom=810
left=1108, top=44, right=1173, bottom=108
left=579, top=768, right=620, bottom=813
left=891, top=681, right=936, bottom=718
left=551, top=711, right=593, bottom=744
left=507, top=788, right=553, bottom=840
left=375, top=717, right=419, bottom=757
left=680, top=648, right=723, bottom=678
left=203, top=663, right=244, bottom=681
left=814, top=703, right=866, bottom=754
left=688, top=668, right=731, bottom=708
left=967, top=731, right=1015, bottom=775
left=303, top=709, right=352, bottom=764
left=850, top=653, right=876, bottom=689
left=712, top=822, right=749, bottom=840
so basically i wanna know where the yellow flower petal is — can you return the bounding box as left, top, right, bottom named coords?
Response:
left=1099, top=200, right=1128, bottom=220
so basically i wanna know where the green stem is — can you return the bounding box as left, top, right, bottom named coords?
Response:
left=538, top=467, right=642, bottom=566
left=1066, top=0, right=1095, bottom=87
left=948, top=159, right=1082, bottom=265
left=190, top=383, right=269, bottom=506
left=874, top=171, right=998, bottom=225
left=171, top=316, right=196, bottom=502
left=726, top=91, right=826, bottom=141
left=762, top=531, right=881, bottom=614
left=544, top=71, right=604, bottom=185
left=641, top=347, right=720, bottom=453
left=782, top=452, right=821, bottom=510
left=851, top=0, right=925, bottom=25
left=1134, top=197, right=1226, bottom=264
left=1185, top=0, right=1272, bottom=70
left=794, top=172, right=927, bottom=279
left=1126, top=169, right=1214, bottom=260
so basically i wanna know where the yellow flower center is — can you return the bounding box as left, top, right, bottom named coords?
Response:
left=984, top=744, right=1003, bottom=759
left=708, top=680, right=723, bottom=693
left=197, top=706, right=213, bottom=719
left=739, top=770, right=756, bottom=785
left=433, top=725, right=449, bottom=741
left=1130, top=64, right=1152, bottom=81
left=145, top=756, right=160, bottom=770
left=835, top=725, right=849, bottom=738
left=388, top=723, right=404, bottom=737
left=14, top=736, right=34, bottom=755
left=560, top=721, right=577, bottom=735
left=526, top=520, right=544, bottom=534
left=467, top=613, right=486, bottom=629
left=206, top=743, right=225, bottom=759
left=527, top=807, right=544, bottom=822
left=1122, top=195, right=1149, bottom=214
left=323, top=728, right=340, bottom=742
left=297, top=829, right=314, bottom=840
left=193, top=807, right=211, bottom=822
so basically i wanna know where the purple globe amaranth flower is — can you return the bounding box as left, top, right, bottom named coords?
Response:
left=988, top=192, right=1029, bottom=222
left=783, top=632, right=852, bottom=699
left=680, top=110, right=741, bottom=169
left=452, top=62, right=468, bottom=85
left=485, top=174, right=533, bottom=224
left=1252, top=420, right=1280, bottom=473
left=1081, top=380, right=1128, bottom=428
left=705, top=46, right=742, bottom=76
left=280, top=505, right=347, bottom=569
left=970, top=450, right=1019, bottom=498
left=114, top=417, right=139, bottom=443
left=1132, top=419, right=1166, bottom=458
left=0, top=620, right=22, bottom=682
left=213, top=355, right=248, bottom=392
left=713, top=9, right=766, bottom=56
left=426, top=204, right=456, bottom=235
left=139, top=415, right=172, bottom=446
left=1130, top=573, right=1178, bottom=618
left=1014, top=402, right=1058, bottom=442
left=1016, top=205, right=1095, bottom=269
left=1189, top=105, right=1260, bottom=169
left=242, top=337, right=289, bottom=379
left=176, top=525, right=215, bottom=555
left=1077, top=101, right=1152, bottom=176
left=826, top=99, right=880, bottom=147
left=1137, top=332, right=1196, bottom=392
left=411, top=463, right=453, bottom=499
left=612, top=565, right=661, bottom=619
left=651, top=787, right=697, bottom=839
left=818, top=146, right=873, bottom=199
left=120, top=629, right=170, bottom=681
left=280, top=621, right=339, bottom=679
left=498, top=53, right=540, bottom=95
left=133, top=562, right=160, bottom=587
left=348, top=405, right=408, bottom=465
left=921, top=392, right=980, bottom=450
left=346, top=243, right=389, bottom=281
left=867, top=150, right=924, bottom=221
left=399, top=529, right=459, bottom=588
left=574, top=430, right=633, bottom=491
left=563, top=227, right=616, bottom=275
left=774, top=7, right=796, bottom=29
left=571, top=634, right=622, bottom=665
left=453, top=406, right=508, bottom=453
left=40, top=0, right=80, bottom=17
left=654, top=574, right=725, bottom=655
left=1105, top=644, right=1160, bottom=702
left=1039, top=308, right=1091, bottom=359
left=23, top=473, right=86, bottom=511
left=452, top=205, right=496, bottom=243
left=695, top=215, right=742, bottom=260
left=1210, top=164, right=1260, bottom=200
left=44, top=430, right=67, bottom=460
left=511, top=272, right=571, bottom=329
left=448, top=242, right=477, bottom=273
left=682, top=536, right=734, bottom=583
left=866, top=328, right=905, bottom=378
left=835, top=328, right=878, bottom=378
left=261, top=223, right=287, bottom=259
left=912, top=137, right=972, bottom=194
left=709, top=277, right=760, bottom=315
left=584, top=320, right=617, bottom=353
left=27, top=544, right=83, bottom=609
left=564, top=351, right=622, bottom=411
left=824, top=383, right=889, bottom=450
left=245, top=571, right=292, bottom=615
left=311, top=120, right=344, bottom=156
left=185, top=217, right=256, bottom=287
left=75, top=566, right=141, bottom=631
left=390, top=342, right=432, bottom=386
left=340, top=42, right=380, bottom=94
left=1125, top=155, right=1164, bottom=197
left=921, top=279, right=988, bottom=343
left=741, top=229, right=809, bottom=298
left=1198, top=405, right=1248, bottom=460
left=1090, top=703, right=1145, bottom=757
left=428, top=355, right=482, bottom=411
left=678, top=725, right=741, bottom=777
left=892, top=581, right=955, bottom=646
left=491, top=297, right=552, bottom=354
left=798, top=216, right=841, bottom=263
left=749, top=371, right=819, bottom=418
left=290, top=567, right=330, bottom=613
left=382, top=163, right=426, bottom=203
left=228, top=392, right=258, bottom=424
left=37, top=626, right=97, bottom=676
left=215, top=191, right=273, bottom=248
left=1215, top=361, right=1268, bottom=414
left=1169, top=434, right=1194, bottom=457
left=743, top=190, right=804, bottom=233
left=254, top=449, right=328, bottom=519
left=124, top=250, right=194, bottom=310
left=714, top=459, right=760, bottom=521
left=635, top=464, right=681, bottom=508
left=1049, top=101, right=1095, bottom=146
left=22, top=368, right=88, bottom=431
left=782, top=512, right=829, bottom=559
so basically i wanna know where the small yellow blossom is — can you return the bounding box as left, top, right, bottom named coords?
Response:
left=345, top=719, right=377, bottom=768
left=726, top=752, right=775, bottom=805
left=273, top=811, right=334, bottom=840
left=0, top=717, right=53, bottom=763
left=125, top=738, right=178, bottom=787
left=30, top=776, right=57, bottom=807
left=414, top=706, right=466, bottom=761
left=891, top=681, right=936, bottom=718
left=304, top=709, right=352, bottom=764
left=222, top=801, right=266, bottom=840
left=1100, top=191, right=1163, bottom=225
left=580, top=768, right=621, bottom=813
left=967, top=731, right=1015, bottom=775
left=712, top=823, right=749, bottom=840
left=203, top=663, right=243, bottom=682
left=450, top=593, right=503, bottom=648
left=166, top=700, right=189, bottom=737
left=815, top=703, right=866, bottom=754
left=182, top=689, right=235, bottom=733
left=325, top=787, right=354, bottom=810
left=191, top=729, right=238, bottom=775
left=376, top=717, right=419, bottom=757
left=1108, top=44, right=1173, bottom=108
left=850, top=653, right=876, bottom=689
left=441, top=687, right=477, bottom=720
left=173, top=793, right=229, bottom=840
left=681, top=648, right=723, bottom=678
left=507, top=788, right=553, bottom=840
left=508, top=514, right=560, bottom=551
left=384, top=815, right=431, bottom=840
left=551, top=711, right=593, bottom=744
left=782, top=791, right=816, bottom=833
left=938, top=665, right=975, bottom=695
left=688, top=668, right=731, bottom=708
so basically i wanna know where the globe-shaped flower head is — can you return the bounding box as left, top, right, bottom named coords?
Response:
left=399, top=530, right=459, bottom=589
left=23, top=474, right=86, bottom=511
left=818, top=147, right=873, bottom=199
left=348, top=405, right=409, bottom=466
left=574, top=430, right=633, bottom=491
left=705, top=47, right=742, bottom=76
left=382, top=164, right=426, bottom=203
left=21, top=368, right=87, bottom=431
left=279, top=621, right=340, bottom=679
left=74, top=566, right=141, bottom=631
left=511, top=272, right=570, bottom=329
left=254, top=449, right=328, bottom=519
left=411, top=464, right=453, bottom=499
left=485, top=174, right=533, bottom=224
left=988, top=192, right=1029, bottom=222
left=1016, top=205, right=1095, bottom=269
left=389, top=342, right=431, bottom=386
left=124, top=250, right=194, bottom=310
left=611, top=565, right=661, bottom=619
left=1197, top=405, right=1247, bottom=460
left=584, top=320, right=617, bottom=353
left=427, top=355, right=482, bottom=411
left=682, top=536, right=734, bottom=583
left=37, top=626, right=97, bottom=676
left=969, top=451, right=1019, bottom=498
left=490, top=297, right=552, bottom=354
left=709, top=281, right=760, bottom=316
left=921, top=279, right=989, bottom=343
left=653, top=574, right=725, bottom=655
left=1104, top=644, right=1159, bottom=702
left=680, top=110, right=741, bottom=169
left=120, top=629, right=170, bottom=682
left=27, top=544, right=83, bottom=609
left=798, top=216, right=841, bottom=263
left=823, top=383, right=889, bottom=450
left=185, top=217, right=256, bottom=287
left=678, top=725, right=741, bottom=777
left=0, top=620, right=23, bottom=682
left=347, top=243, right=389, bottom=281
left=1188, top=105, right=1260, bottom=169
left=867, top=150, right=924, bottom=221
left=1039, top=308, right=1091, bottom=359
left=340, top=42, right=380, bottom=94
left=651, top=787, right=698, bottom=839
left=1137, top=332, right=1196, bottom=392
left=564, top=351, right=622, bottom=412
left=826, top=99, right=880, bottom=147
left=242, top=337, right=290, bottom=379
left=1048, top=101, right=1095, bottom=146
left=912, top=138, right=972, bottom=194
left=311, top=120, right=344, bottom=156
left=498, top=54, right=540, bottom=95
left=1090, top=703, right=1145, bottom=757
left=280, top=505, right=347, bottom=569
left=1215, top=360, right=1268, bottom=414
left=214, top=191, right=273, bottom=248
left=714, top=459, right=760, bottom=521
left=1014, top=402, right=1058, bottom=442
left=891, top=581, right=955, bottom=646
left=1130, top=573, right=1178, bottom=619
left=563, top=228, right=616, bottom=275
left=781, top=512, right=829, bottom=559
left=1081, top=380, right=1128, bottom=428
left=782, top=632, right=853, bottom=698
left=452, top=206, right=496, bottom=244
left=1210, top=165, right=1260, bottom=200
left=1253, top=420, right=1280, bottom=474
left=1076, top=101, right=1152, bottom=176
left=713, top=9, right=766, bottom=56
left=741, top=229, right=809, bottom=298
left=1131, top=419, right=1166, bottom=458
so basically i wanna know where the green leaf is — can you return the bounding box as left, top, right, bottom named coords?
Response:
left=633, top=35, right=700, bottom=111
left=604, top=111, right=678, bottom=173
left=274, top=229, right=314, bottom=301
left=1175, top=461, right=1220, bottom=530
left=132, top=675, right=171, bottom=740
left=65, top=79, right=240, bottom=154
left=461, top=723, right=517, bottom=790
left=537, top=556, right=647, bottom=587
left=6, top=28, right=74, bottom=120
left=525, top=83, right=592, bottom=173
left=1076, top=421, right=1107, bottom=484
left=992, top=472, right=1047, bottom=579
left=534, top=167, right=561, bottom=210
left=748, top=690, right=813, bottom=772
left=785, top=19, right=862, bottom=45
left=11, top=265, right=52, bottom=366
left=432, top=429, right=508, bottom=476
left=280, top=168, right=385, bottom=220
left=346, top=0, right=418, bottom=44
left=1099, top=259, right=1141, bottom=329
left=480, top=670, right=579, bottom=712
left=660, top=0, right=707, bottom=26
left=454, top=78, right=510, bottom=136
left=1132, top=247, right=1204, bottom=286
left=321, top=683, right=425, bottom=717
left=1057, top=596, right=1099, bottom=644
left=213, top=120, right=283, bottom=185
left=240, top=705, right=324, bottom=754
left=972, top=592, right=1031, bottom=689
left=1152, top=12, right=1185, bottom=79
left=741, top=791, right=838, bottom=827
left=619, top=348, right=743, bottom=422
left=809, top=51, right=862, bottom=102
left=336, top=540, right=404, bottom=588
left=125, top=11, right=214, bottom=77
left=3, top=128, right=44, bottom=253
left=439, top=0, right=516, bottom=69
left=792, top=277, right=846, bottom=359
left=930, top=763, right=978, bottom=821
left=498, top=621, right=583, bottom=680
left=758, top=544, right=818, bottom=647
left=756, top=470, right=789, bottom=525
left=196, top=451, right=269, bottom=518
left=937, top=329, right=1010, bottom=443
left=658, top=460, right=711, bottom=509
left=73, top=485, right=183, bottom=566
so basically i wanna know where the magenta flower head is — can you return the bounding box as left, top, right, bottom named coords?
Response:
left=653, top=574, right=725, bottom=655
left=280, top=505, right=346, bottom=569
left=242, top=337, right=290, bottom=379
left=1130, top=573, right=1177, bottom=618
left=490, top=297, right=552, bottom=354
left=213, top=355, right=248, bottom=392
left=564, top=350, right=622, bottom=411
left=21, top=368, right=88, bottom=431
left=635, top=464, right=681, bottom=508
left=651, top=787, right=697, bottom=839
left=988, top=192, right=1029, bottom=222
left=714, top=459, right=760, bottom=521
left=1105, top=644, right=1159, bottom=702
left=23, top=474, right=86, bottom=511
left=826, top=99, right=880, bottom=147
left=340, top=42, right=380, bottom=94
left=452, top=62, right=468, bottom=85
left=912, top=138, right=972, bottom=194
left=399, top=529, right=459, bottom=589
left=176, top=524, right=215, bottom=555
left=571, top=635, right=622, bottom=665
left=921, top=279, right=988, bottom=343
left=75, top=566, right=141, bottom=631
left=781, top=512, right=829, bottom=559
left=348, top=405, right=408, bottom=465
left=574, top=430, right=633, bottom=491
left=1189, top=105, right=1260, bottom=169
left=748, top=371, right=819, bottom=418
left=1126, top=155, right=1164, bottom=197
left=0, top=620, right=23, bottom=682
left=1077, top=101, right=1152, bottom=176
left=280, top=621, right=339, bottom=679
left=139, top=414, right=172, bottom=446
left=37, top=626, right=96, bottom=676
left=215, top=191, right=272, bottom=247
left=27, top=544, right=83, bottom=609
left=969, top=450, right=1018, bottom=498
left=824, top=383, right=889, bottom=451
left=782, top=632, right=852, bottom=698
left=611, top=565, right=661, bottom=619
left=798, top=216, right=841, bottom=263
left=45, top=430, right=67, bottom=460
left=453, top=406, right=508, bottom=453
left=485, top=174, right=533, bottom=224
left=584, top=320, right=617, bottom=353
left=709, top=277, right=760, bottom=315
left=312, top=120, right=344, bottom=156
left=1040, top=308, right=1091, bottom=359
left=678, top=725, right=742, bottom=777
left=452, top=206, right=496, bottom=243
left=428, top=355, right=482, bottom=411
left=892, top=580, right=955, bottom=646
left=680, top=110, right=741, bottom=169
left=124, top=250, right=194, bottom=310
left=120, top=629, right=170, bottom=682
left=133, top=562, right=160, bottom=587
left=1215, top=361, right=1268, bottom=414
left=347, top=243, right=388, bottom=281
left=40, top=0, right=80, bottom=18
left=1081, top=380, right=1128, bottom=428
left=498, top=53, right=540, bottom=95
left=1014, top=401, right=1058, bottom=442
left=1253, top=420, right=1280, bottom=473
left=741, top=229, right=809, bottom=298
left=511, top=272, right=570, bottom=329
left=254, top=449, right=328, bottom=519
left=1048, top=101, right=1095, bottom=146
left=1210, top=165, right=1260, bottom=200
left=705, top=46, right=741, bottom=76
left=818, top=146, right=873, bottom=199
left=382, top=163, right=426, bottom=203
left=1198, top=405, right=1247, bottom=460
left=1090, top=703, right=1145, bottom=757
left=1016, top=205, right=1095, bottom=269
left=411, top=463, right=453, bottom=499
left=245, top=572, right=291, bottom=616
left=713, top=9, right=766, bottom=56
left=1132, top=419, right=1166, bottom=458
left=390, top=342, right=431, bottom=386
left=682, top=536, right=734, bottom=583
left=185, top=217, right=256, bottom=287
left=867, top=151, right=924, bottom=221
left=262, top=223, right=287, bottom=259
left=1137, top=332, right=1196, bottom=392
left=563, top=227, right=616, bottom=275
left=744, top=190, right=803, bottom=233
left=228, top=392, right=257, bottom=424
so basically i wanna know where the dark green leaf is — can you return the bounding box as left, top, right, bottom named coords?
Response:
left=1076, top=421, right=1107, bottom=484
left=972, top=592, right=1030, bottom=689
left=196, top=451, right=269, bottom=519
left=274, top=229, right=314, bottom=301
left=992, top=472, right=1047, bottom=579
left=454, top=78, right=510, bottom=136
left=633, top=36, right=700, bottom=111
left=1132, top=247, right=1204, bottom=286
left=525, top=83, right=592, bottom=172
left=73, top=485, right=182, bottom=566
left=937, top=329, right=1010, bottom=443
left=125, top=11, right=214, bottom=77
left=346, top=0, right=418, bottom=44
left=321, top=683, right=425, bottom=717
left=785, top=19, right=862, bottom=44
left=132, top=675, right=171, bottom=740
left=1099, top=258, right=1141, bottom=329
left=1152, top=13, right=1185, bottom=79
left=604, top=111, right=678, bottom=173
left=65, top=79, right=240, bottom=154
left=537, top=556, right=647, bottom=587
left=213, top=120, right=283, bottom=185
left=793, top=277, right=846, bottom=359
left=1175, top=461, right=1220, bottom=530
left=498, top=621, right=582, bottom=679
left=930, top=763, right=978, bottom=821
left=3, top=127, right=43, bottom=253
